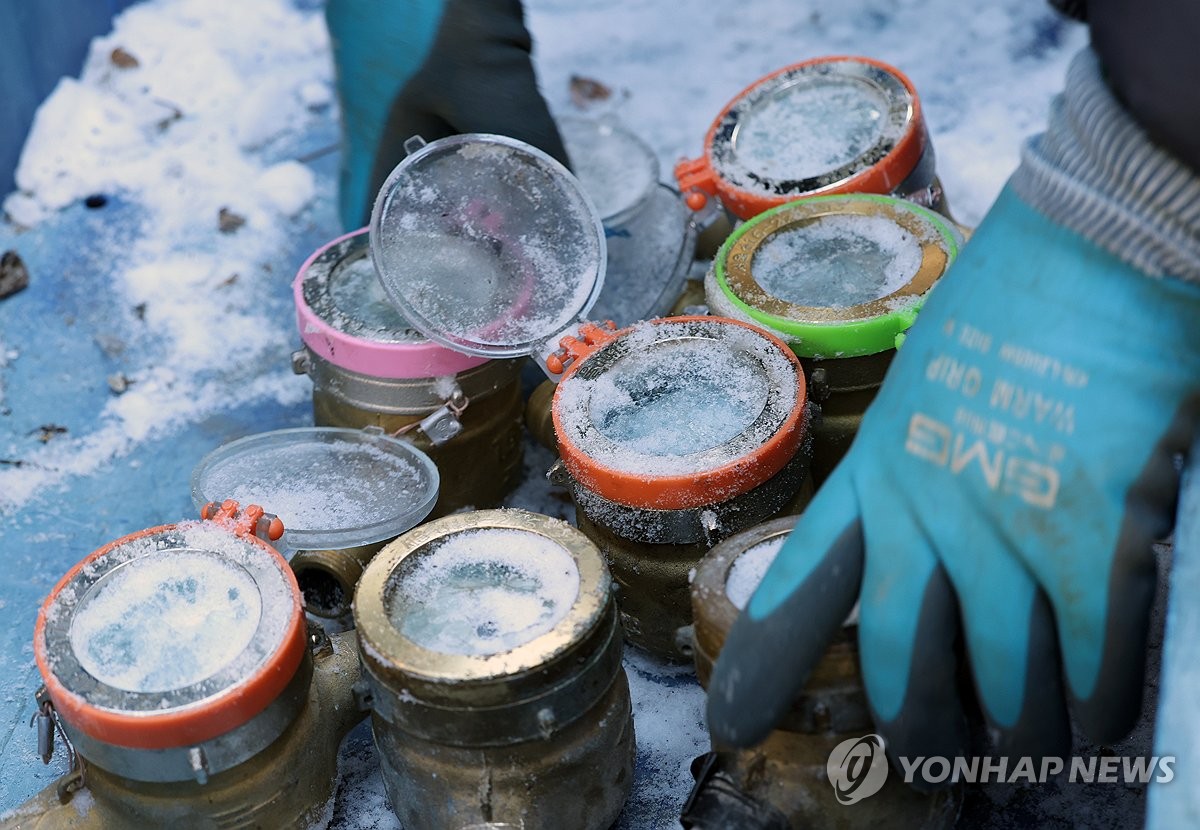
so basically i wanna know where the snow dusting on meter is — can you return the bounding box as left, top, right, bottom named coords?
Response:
left=725, top=535, right=785, bottom=611
left=589, top=339, right=769, bottom=457
left=191, top=427, right=440, bottom=553
left=385, top=528, right=581, bottom=656
left=753, top=213, right=923, bottom=308
left=555, top=320, right=799, bottom=477
left=370, top=134, right=606, bottom=358
left=713, top=59, right=914, bottom=196
left=734, top=78, right=890, bottom=183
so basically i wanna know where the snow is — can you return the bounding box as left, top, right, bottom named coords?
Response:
left=256, top=161, right=317, bottom=217
left=386, top=528, right=580, bottom=657
left=0, top=0, right=1092, bottom=825
left=0, top=0, right=328, bottom=510
left=725, top=536, right=784, bottom=611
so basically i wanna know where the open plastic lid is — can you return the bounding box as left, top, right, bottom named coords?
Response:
left=35, top=521, right=305, bottom=750
left=709, top=193, right=959, bottom=358
left=675, top=56, right=928, bottom=220
left=559, top=117, right=660, bottom=228
left=370, top=134, right=607, bottom=363
left=190, top=427, right=440, bottom=553
left=590, top=184, right=696, bottom=325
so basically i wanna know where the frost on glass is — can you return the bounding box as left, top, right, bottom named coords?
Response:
left=728, top=77, right=888, bottom=182
left=326, top=254, right=423, bottom=342
left=589, top=339, right=768, bottom=457
left=69, top=551, right=262, bottom=693
left=560, top=119, right=658, bottom=223
left=387, top=528, right=580, bottom=656
left=198, top=439, right=427, bottom=535
left=752, top=213, right=922, bottom=308
left=373, top=141, right=603, bottom=353
left=725, top=536, right=784, bottom=611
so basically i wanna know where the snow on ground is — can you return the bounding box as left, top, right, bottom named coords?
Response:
left=0, top=0, right=1096, bottom=827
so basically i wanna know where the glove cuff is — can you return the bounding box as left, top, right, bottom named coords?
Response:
left=1011, top=48, right=1200, bottom=283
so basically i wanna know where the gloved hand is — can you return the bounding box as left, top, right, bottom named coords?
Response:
left=325, top=0, right=570, bottom=231
left=707, top=184, right=1200, bottom=779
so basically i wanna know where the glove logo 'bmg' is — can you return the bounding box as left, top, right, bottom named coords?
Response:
left=826, top=734, right=889, bottom=805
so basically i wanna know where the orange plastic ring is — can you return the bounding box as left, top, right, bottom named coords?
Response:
left=551, top=316, right=808, bottom=511
left=33, top=524, right=307, bottom=750
left=704, top=55, right=928, bottom=220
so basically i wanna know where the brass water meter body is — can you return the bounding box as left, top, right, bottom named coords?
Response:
left=355, top=510, right=635, bottom=830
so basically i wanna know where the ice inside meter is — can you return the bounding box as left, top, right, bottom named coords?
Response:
left=554, top=319, right=800, bottom=478
left=39, top=522, right=300, bottom=718
left=385, top=527, right=581, bottom=657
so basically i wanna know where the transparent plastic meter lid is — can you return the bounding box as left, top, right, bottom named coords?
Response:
left=191, top=428, right=440, bottom=552
left=370, top=134, right=607, bottom=361
left=559, top=117, right=660, bottom=227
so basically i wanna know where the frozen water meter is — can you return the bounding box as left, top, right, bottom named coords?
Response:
left=707, top=193, right=959, bottom=482
left=675, top=56, right=942, bottom=220
left=354, top=509, right=634, bottom=830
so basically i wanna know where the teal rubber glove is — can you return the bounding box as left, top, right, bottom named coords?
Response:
left=326, top=0, right=569, bottom=231
left=708, top=184, right=1200, bottom=777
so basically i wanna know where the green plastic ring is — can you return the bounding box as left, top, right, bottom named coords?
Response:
left=712, top=193, right=959, bottom=358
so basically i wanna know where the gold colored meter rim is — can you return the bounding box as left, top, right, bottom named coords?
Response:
left=354, top=509, right=610, bottom=686
left=718, top=193, right=954, bottom=326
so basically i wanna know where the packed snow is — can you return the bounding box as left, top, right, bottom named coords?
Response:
left=725, top=535, right=785, bottom=611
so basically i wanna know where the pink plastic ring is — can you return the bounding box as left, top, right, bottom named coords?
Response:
left=292, top=229, right=488, bottom=379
